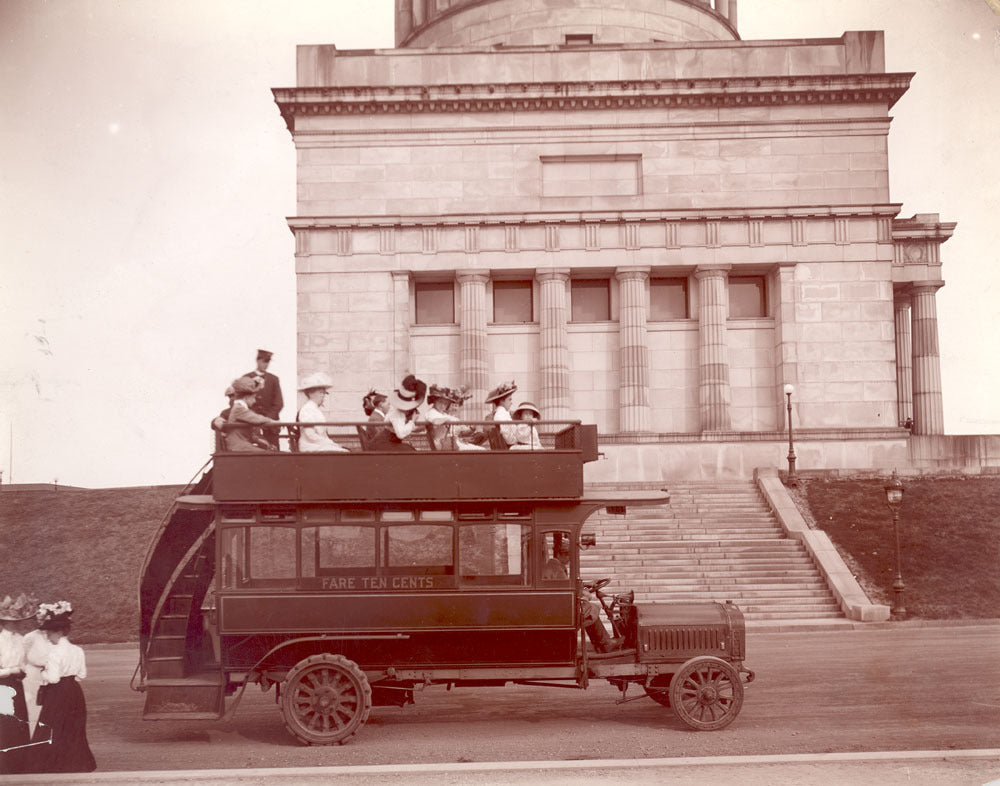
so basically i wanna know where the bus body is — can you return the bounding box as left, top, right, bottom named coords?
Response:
left=137, top=423, right=753, bottom=744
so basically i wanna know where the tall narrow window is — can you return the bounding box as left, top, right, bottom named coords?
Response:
left=493, top=280, right=533, bottom=323
left=729, top=276, right=767, bottom=318
left=650, top=278, right=689, bottom=320
left=415, top=281, right=455, bottom=325
left=571, top=279, right=611, bottom=322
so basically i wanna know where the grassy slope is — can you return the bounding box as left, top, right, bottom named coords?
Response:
left=801, top=476, right=1000, bottom=619
left=0, top=486, right=183, bottom=643
left=1, top=476, right=997, bottom=643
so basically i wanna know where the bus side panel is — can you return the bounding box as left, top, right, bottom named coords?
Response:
left=212, top=453, right=583, bottom=502
left=218, top=591, right=577, bottom=669
left=220, top=629, right=578, bottom=672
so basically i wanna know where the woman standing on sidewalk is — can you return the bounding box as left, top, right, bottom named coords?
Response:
left=0, top=594, right=36, bottom=774
left=30, top=602, right=96, bottom=773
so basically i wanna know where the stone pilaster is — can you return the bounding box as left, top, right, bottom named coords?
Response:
left=615, top=266, right=651, bottom=433
left=536, top=268, right=571, bottom=422
left=774, top=264, right=798, bottom=427
left=893, top=292, right=913, bottom=427
left=391, top=271, right=411, bottom=381
left=457, top=270, right=490, bottom=408
left=910, top=281, right=945, bottom=435
left=695, top=265, right=732, bottom=431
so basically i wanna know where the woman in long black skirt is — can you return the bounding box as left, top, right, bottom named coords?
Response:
left=0, top=594, right=36, bottom=775
left=30, top=602, right=96, bottom=773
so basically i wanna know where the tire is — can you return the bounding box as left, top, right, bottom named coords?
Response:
left=644, top=674, right=672, bottom=707
left=279, top=653, right=372, bottom=745
left=669, top=656, right=744, bottom=731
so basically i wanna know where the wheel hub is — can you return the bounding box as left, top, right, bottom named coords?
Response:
left=697, top=684, right=719, bottom=705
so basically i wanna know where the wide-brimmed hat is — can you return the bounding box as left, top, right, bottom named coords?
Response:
left=231, top=376, right=259, bottom=397
left=513, top=401, right=540, bottom=418
left=428, top=384, right=473, bottom=406
left=485, top=380, right=517, bottom=404
left=0, top=593, right=38, bottom=622
left=298, top=371, right=333, bottom=392
left=36, top=601, right=73, bottom=630
left=389, top=375, right=427, bottom=411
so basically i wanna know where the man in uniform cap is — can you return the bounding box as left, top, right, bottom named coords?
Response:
left=246, top=349, right=284, bottom=449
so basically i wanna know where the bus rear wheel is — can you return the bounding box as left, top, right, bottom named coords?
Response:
left=279, top=654, right=372, bottom=745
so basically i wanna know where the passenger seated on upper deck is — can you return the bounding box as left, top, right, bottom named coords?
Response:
left=367, top=375, right=426, bottom=451
left=485, top=381, right=518, bottom=449
left=210, top=383, right=237, bottom=451
left=224, top=376, right=278, bottom=451
left=296, top=372, right=348, bottom=452
left=424, top=385, right=487, bottom=451
left=362, top=389, right=389, bottom=441
left=511, top=401, right=545, bottom=451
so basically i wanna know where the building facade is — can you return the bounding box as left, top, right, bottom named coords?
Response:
left=276, top=0, right=955, bottom=478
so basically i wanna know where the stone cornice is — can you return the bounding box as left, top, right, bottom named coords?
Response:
left=273, top=73, right=912, bottom=128
left=287, top=204, right=902, bottom=232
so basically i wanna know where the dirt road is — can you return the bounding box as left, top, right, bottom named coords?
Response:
left=78, top=624, right=1000, bottom=772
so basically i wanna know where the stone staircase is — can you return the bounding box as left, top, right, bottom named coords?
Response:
left=581, top=481, right=843, bottom=621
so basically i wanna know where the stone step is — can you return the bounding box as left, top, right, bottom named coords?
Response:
left=582, top=543, right=806, bottom=555
left=583, top=568, right=820, bottom=579
left=591, top=530, right=787, bottom=540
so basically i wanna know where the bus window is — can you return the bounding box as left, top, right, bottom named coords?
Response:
left=459, top=523, right=531, bottom=586
left=301, top=526, right=376, bottom=577
left=219, top=528, right=246, bottom=588
left=540, top=531, right=571, bottom=583
left=383, top=525, right=453, bottom=575
left=248, top=526, right=297, bottom=587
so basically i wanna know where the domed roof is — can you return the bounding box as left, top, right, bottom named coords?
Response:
left=396, top=0, right=739, bottom=49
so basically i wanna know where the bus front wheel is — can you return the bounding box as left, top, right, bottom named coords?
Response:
left=279, top=653, right=372, bottom=745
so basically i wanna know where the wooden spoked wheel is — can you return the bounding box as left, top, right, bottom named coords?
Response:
left=669, top=656, right=744, bottom=731
left=279, top=654, right=372, bottom=745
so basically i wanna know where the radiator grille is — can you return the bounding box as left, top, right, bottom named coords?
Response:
left=641, top=625, right=723, bottom=655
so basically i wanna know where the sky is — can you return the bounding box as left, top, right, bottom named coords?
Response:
left=1, top=0, right=998, bottom=488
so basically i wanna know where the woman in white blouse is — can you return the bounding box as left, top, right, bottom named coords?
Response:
left=30, top=602, right=95, bottom=773
left=296, top=372, right=348, bottom=452
left=0, top=594, right=33, bottom=774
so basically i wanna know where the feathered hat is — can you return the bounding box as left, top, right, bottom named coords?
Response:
left=0, top=593, right=39, bottom=622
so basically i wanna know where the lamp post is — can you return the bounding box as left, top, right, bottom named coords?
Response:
left=884, top=471, right=906, bottom=619
left=783, top=383, right=797, bottom=486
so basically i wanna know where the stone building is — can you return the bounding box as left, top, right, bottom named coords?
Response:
left=275, top=0, right=963, bottom=479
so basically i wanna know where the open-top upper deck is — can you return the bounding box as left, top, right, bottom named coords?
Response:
left=212, top=421, right=599, bottom=504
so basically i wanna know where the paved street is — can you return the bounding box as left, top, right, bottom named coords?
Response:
left=57, top=623, right=1000, bottom=773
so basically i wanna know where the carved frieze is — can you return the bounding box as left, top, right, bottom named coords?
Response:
left=273, top=73, right=913, bottom=129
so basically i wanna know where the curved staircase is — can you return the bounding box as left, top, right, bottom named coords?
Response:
left=581, top=481, right=843, bottom=621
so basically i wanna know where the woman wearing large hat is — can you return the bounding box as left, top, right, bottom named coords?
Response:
left=296, top=372, right=348, bottom=452
left=0, top=593, right=35, bottom=774
left=224, top=376, right=278, bottom=451
left=511, top=401, right=545, bottom=451
left=368, top=375, right=427, bottom=451
left=424, top=385, right=487, bottom=451
left=29, top=602, right=96, bottom=773
left=485, top=381, right=519, bottom=449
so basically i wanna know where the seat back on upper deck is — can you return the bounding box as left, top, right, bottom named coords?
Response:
left=487, top=425, right=510, bottom=451
left=356, top=425, right=373, bottom=451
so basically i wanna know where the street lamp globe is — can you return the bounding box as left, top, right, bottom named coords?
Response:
left=885, top=472, right=904, bottom=508
left=783, top=383, right=794, bottom=396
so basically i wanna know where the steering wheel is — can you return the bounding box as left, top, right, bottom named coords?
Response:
left=584, top=577, right=612, bottom=593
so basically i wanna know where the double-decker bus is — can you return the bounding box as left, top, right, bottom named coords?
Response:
left=136, top=421, right=753, bottom=744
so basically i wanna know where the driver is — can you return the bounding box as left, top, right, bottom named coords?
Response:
left=580, top=583, right=623, bottom=653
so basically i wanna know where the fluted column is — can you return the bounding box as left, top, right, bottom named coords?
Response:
left=615, top=266, right=651, bottom=433
left=695, top=265, right=732, bottom=431
left=536, top=268, right=571, bottom=421
left=910, top=281, right=945, bottom=435
left=457, top=270, right=489, bottom=407
left=893, top=292, right=913, bottom=427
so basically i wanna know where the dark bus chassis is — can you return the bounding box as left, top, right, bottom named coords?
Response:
left=137, top=423, right=754, bottom=744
